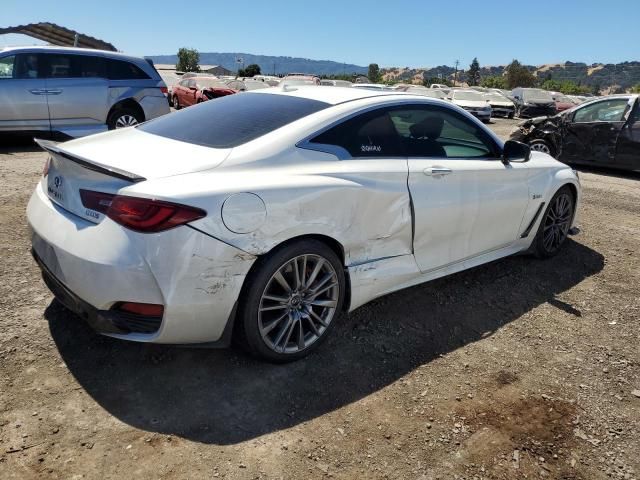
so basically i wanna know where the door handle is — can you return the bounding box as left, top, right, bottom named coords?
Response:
left=29, top=89, right=47, bottom=95
left=423, top=167, right=452, bottom=177
left=45, top=89, right=63, bottom=95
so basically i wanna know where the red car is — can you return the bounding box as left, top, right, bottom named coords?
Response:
left=172, top=76, right=236, bottom=109
left=552, top=94, right=576, bottom=113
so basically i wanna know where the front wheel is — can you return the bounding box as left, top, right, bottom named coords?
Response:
left=532, top=186, right=575, bottom=258
left=530, top=140, right=554, bottom=157
left=238, top=240, right=345, bottom=362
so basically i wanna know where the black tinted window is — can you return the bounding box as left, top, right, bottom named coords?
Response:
left=14, top=54, right=43, bottom=79
left=311, top=109, right=404, bottom=157
left=41, top=54, right=107, bottom=78
left=106, top=59, right=149, bottom=80
left=139, top=93, right=329, bottom=148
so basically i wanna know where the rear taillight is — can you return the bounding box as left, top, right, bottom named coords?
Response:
left=159, top=86, right=168, bottom=95
left=115, top=302, right=164, bottom=317
left=80, top=190, right=206, bottom=233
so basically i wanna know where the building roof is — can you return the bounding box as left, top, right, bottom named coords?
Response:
left=0, top=22, right=116, bottom=51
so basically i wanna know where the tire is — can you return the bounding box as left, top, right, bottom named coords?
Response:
left=531, top=186, right=575, bottom=259
left=237, top=239, right=345, bottom=362
left=173, top=95, right=180, bottom=110
left=508, top=112, right=514, bottom=119
left=107, top=107, right=143, bottom=130
left=529, top=140, right=555, bottom=157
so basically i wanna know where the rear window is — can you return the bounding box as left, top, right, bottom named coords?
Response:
left=106, top=59, right=150, bottom=80
left=138, top=93, right=330, bottom=148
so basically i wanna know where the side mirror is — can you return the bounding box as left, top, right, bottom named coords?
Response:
left=502, top=140, right=531, bottom=164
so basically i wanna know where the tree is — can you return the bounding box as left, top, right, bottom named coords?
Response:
left=540, top=79, right=591, bottom=95
left=631, top=84, right=640, bottom=93
left=480, top=76, right=507, bottom=89
left=368, top=63, right=380, bottom=83
left=505, top=59, right=536, bottom=89
left=467, top=57, right=481, bottom=86
left=176, top=48, right=200, bottom=73
left=238, top=64, right=261, bottom=77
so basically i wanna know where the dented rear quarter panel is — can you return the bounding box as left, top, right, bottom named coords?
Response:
left=125, top=144, right=414, bottom=267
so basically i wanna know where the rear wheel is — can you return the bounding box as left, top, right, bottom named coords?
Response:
left=107, top=107, right=143, bottom=130
left=173, top=95, right=180, bottom=110
left=238, top=239, right=345, bottom=362
left=532, top=186, right=575, bottom=258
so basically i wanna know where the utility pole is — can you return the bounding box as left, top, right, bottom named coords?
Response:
left=453, top=59, right=459, bottom=87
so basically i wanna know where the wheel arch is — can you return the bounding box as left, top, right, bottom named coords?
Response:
left=239, top=233, right=351, bottom=313
left=107, top=98, right=145, bottom=123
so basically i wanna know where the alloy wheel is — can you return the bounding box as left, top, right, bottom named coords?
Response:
left=530, top=142, right=551, bottom=154
left=258, top=254, right=339, bottom=354
left=542, top=193, right=572, bottom=253
left=114, top=114, right=139, bottom=128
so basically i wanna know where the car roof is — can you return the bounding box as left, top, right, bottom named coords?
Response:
left=254, top=85, right=434, bottom=105
left=0, top=45, right=147, bottom=63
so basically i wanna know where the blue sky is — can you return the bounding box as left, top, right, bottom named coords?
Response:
left=2, top=0, right=638, bottom=68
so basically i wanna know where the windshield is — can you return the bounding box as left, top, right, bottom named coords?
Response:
left=196, top=78, right=227, bottom=89
left=484, top=92, right=509, bottom=102
left=139, top=92, right=329, bottom=148
left=452, top=90, right=485, bottom=101
left=523, top=89, right=553, bottom=102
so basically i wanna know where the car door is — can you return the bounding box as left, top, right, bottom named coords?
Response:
left=0, top=53, right=50, bottom=132
left=396, top=104, right=530, bottom=273
left=185, top=79, right=198, bottom=106
left=560, top=98, right=631, bottom=166
left=43, top=53, right=110, bottom=132
left=304, top=107, right=413, bottom=262
left=614, top=98, right=640, bottom=170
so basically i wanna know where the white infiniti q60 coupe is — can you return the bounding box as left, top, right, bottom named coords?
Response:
left=27, top=86, right=580, bottom=361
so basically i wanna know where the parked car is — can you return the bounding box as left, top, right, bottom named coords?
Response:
left=0, top=46, right=169, bottom=137
left=483, top=91, right=515, bottom=118
left=28, top=86, right=580, bottom=361
left=430, top=83, right=448, bottom=89
left=171, top=77, right=236, bottom=109
left=512, top=88, right=557, bottom=118
left=550, top=92, right=576, bottom=112
left=510, top=95, right=639, bottom=171
left=282, top=74, right=320, bottom=85
left=224, top=79, right=270, bottom=91
left=404, top=86, right=448, bottom=99
left=320, top=79, right=353, bottom=88
left=448, top=89, right=492, bottom=122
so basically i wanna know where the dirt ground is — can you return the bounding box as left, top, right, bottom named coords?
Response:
left=0, top=118, right=639, bottom=480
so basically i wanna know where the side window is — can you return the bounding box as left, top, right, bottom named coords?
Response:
left=632, top=101, right=640, bottom=122
left=310, top=108, right=404, bottom=158
left=43, top=54, right=74, bottom=78
left=178, top=79, right=187, bottom=87
left=388, top=105, right=498, bottom=159
left=0, top=55, right=16, bottom=79
left=573, top=99, right=629, bottom=123
left=76, top=55, right=106, bottom=78
left=14, top=54, right=43, bottom=79
left=106, top=59, right=150, bottom=80
left=187, top=79, right=197, bottom=88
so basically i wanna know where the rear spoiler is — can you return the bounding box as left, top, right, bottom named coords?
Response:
left=35, top=138, right=146, bottom=183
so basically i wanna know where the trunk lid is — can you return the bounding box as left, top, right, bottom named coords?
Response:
left=38, top=128, right=231, bottom=224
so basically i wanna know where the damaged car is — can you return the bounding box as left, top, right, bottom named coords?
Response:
left=512, top=88, right=557, bottom=118
left=171, top=76, right=236, bottom=109
left=510, top=95, right=639, bottom=171
left=28, top=87, right=580, bottom=361
left=483, top=91, right=515, bottom=118
left=448, top=89, right=492, bottom=122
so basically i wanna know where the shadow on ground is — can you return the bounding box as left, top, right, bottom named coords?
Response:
left=46, top=239, right=604, bottom=445
left=0, top=133, right=70, bottom=153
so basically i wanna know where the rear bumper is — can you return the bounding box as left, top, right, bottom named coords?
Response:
left=139, top=94, right=170, bottom=121
left=27, top=181, right=256, bottom=344
left=33, top=248, right=161, bottom=335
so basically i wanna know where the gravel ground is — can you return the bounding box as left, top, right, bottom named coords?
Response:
left=0, top=119, right=639, bottom=480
